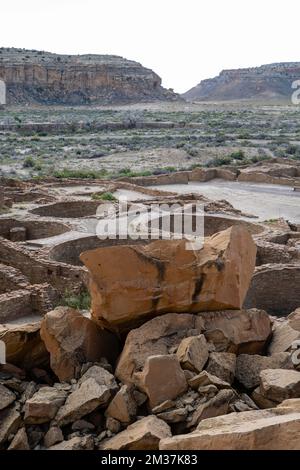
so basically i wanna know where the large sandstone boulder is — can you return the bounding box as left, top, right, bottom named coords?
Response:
left=40, top=307, right=119, bottom=382
left=199, top=308, right=271, bottom=354
left=116, top=310, right=271, bottom=385
left=81, top=226, right=257, bottom=332
left=160, top=400, right=300, bottom=450
left=99, top=416, right=171, bottom=450
left=0, top=321, right=48, bottom=369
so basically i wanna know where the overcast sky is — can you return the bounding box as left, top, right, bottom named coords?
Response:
left=1, top=0, right=300, bottom=93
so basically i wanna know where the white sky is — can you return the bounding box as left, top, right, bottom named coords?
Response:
left=1, top=0, right=300, bottom=93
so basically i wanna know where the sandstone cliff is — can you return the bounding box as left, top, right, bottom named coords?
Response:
left=183, top=62, right=300, bottom=102
left=0, top=48, right=178, bottom=105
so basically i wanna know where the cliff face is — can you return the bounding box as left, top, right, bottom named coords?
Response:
left=183, top=63, right=300, bottom=101
left=0, top=48, right=178, bottom=105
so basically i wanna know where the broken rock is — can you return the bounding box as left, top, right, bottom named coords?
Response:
left=40, top=307, right=119, bottom=382
left=56, top=366, right=118, bottom=426
left=176, top=335, right=209, bottom=373
left=259, top=369, right=300, bottom=403
left=8, top=427, right=30, bottom=450
left=81, top=226, right=256, bottom=332
left=135, top=355, right=187, bottom=408
left=188, top=389, right=235, bottom=428
left=206, top=352, right=236, bottom=384
left=0, top=384, right=16, bottom=410
left=116, top=313, right=203, bottom=384
left=99, top=415, right=171, bottom=450
left=160, top=403, right=300, bottom=450
left=188, top=370, right=231, bottom=390
left=24, top=386, right=67, bottom=424
left=236, top=353, right=293, bottom=389
left=105, top=385, right=137, bottom=424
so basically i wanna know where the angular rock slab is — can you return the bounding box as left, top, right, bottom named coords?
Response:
left=100, top=416, right=171, bottom=450
left=236, top=353, right=293, bottom=389
left=24, top=387, right=67, bottom=424
left=81, top=226, right=257, bottom=332
left=135, top=355, right=188, bottom=408
left=160, top=402, right=300, bottom=450
left=176, top=335, right=209, bottom=373
left=0, top=384, right=16, bottom=411
left=259, top=369, right=300, bottom=403
left=56, top=366, right=118, bottom=426
left=40, top=307, right=119, bottom=382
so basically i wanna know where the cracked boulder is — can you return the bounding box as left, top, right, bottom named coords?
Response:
left=81, top=226, right=256, bottom=333
left=40, top=307, right=119, bottom=382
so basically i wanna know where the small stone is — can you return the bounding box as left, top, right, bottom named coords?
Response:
left=8, top=428, right=30, bottom=450
left=206, top=353, right=236, bottom=384
left=157, top=408, right=188, bottom=423
left=251, top=387, right=277, bottom=409
left=176, top=335, right=209, bottom=373
left=188, top=370, right=231, bottom=390
left=152, top=400, right=175, bottom=414
left=72, top=419, right=95, bottom=432
left=188, top=389, right=235, bottom=429
left=0, top=404, right=22, bottom=446
left=198, top=384, right=218, bottom=398
left=24, top=387, right=67, bottom=424
left=44, top=427, right=64, bottom=448
left=105, top=385, right=137, bottom=424
left=106, top=417, right=121, bottom=434
left=49, top=435, right=94, bottom=450
left=0, top=384, right=16, bottom=410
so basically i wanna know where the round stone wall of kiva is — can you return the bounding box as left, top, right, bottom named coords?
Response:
left=30, top=201, right=102, bottom=218
left=244, top=264, right=300, bottom=316
left=0, top=218, right=70, bottom=241
left=49, top=236, right=149, bottom=266
left=149, top=214, right=264, bottom=237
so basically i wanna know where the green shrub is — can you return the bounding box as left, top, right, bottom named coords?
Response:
left=230, top=150, right=245, bottom=160
left=23, top=156, right=35, bottom=168
left=92, top=192, right=117, bottom=201
left=60, top=290, right=91, bottom=310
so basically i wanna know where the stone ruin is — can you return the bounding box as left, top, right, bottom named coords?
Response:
left=0, top=164, right=300, bottom=450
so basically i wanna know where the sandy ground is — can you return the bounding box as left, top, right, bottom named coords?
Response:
left=150, top=179, right=300, bottom=223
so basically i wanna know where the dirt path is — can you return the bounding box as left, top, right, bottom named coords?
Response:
left=150, top=179, right=300, bottom=223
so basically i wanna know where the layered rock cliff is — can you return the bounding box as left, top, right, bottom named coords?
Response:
left=183, top=62, right=300, bottom=102
left=0, top=48, right=178, bottom=105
